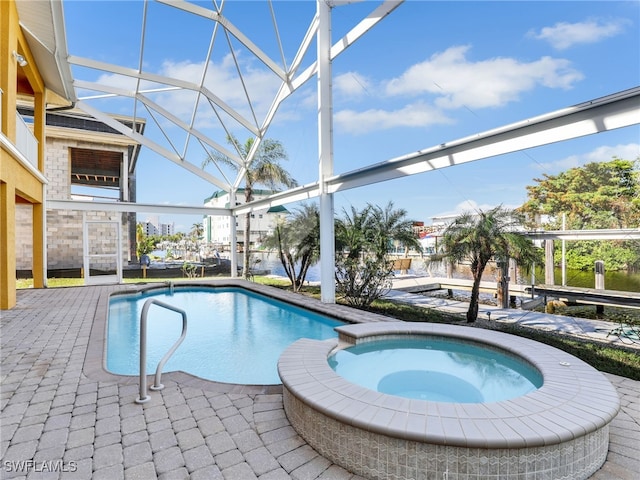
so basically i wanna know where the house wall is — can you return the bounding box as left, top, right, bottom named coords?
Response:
left=15, top=136, right=131, bottom=271
left=1, top=0, right=47, bottom=308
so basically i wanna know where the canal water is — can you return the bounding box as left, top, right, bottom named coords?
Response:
left=250, top=252, right=640, bottom=293
left=541, top=267, right=640, bottom=292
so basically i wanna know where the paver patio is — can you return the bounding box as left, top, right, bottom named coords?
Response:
left=1, top=283, right=638, bottom=479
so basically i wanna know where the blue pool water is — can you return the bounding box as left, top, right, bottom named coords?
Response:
left=329, top=337, right=543, bottom=403
left=107, top=287, right=343, bottom=384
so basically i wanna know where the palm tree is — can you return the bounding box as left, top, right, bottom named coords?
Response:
left=263, top=203, right=321, bottom=291
left=335, top=201, right=421, bottom=261
left=135, top=223, right=155, bottom=259
left=190, top=223, right=203, bottom=240
left=367, top=201, right=422, bottom=259
left=334, top=202, right=420, bottom=308
left=439, top=206, right=539, bottom=323
left=334, top=204, right=373, bottom=261
left=203, top=134, right=297, bottom=278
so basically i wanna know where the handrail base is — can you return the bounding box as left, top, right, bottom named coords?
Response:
left=137, top=298, right=188, bottom=404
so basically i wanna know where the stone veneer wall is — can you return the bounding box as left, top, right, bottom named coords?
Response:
left=15, top=136, right=131, bottom=271
left=283, top=388, right=610, bottom=480
left=15, top=205, right=34, bottom=270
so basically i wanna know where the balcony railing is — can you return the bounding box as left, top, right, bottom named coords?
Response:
left=15, top=111, right=38, bottom=168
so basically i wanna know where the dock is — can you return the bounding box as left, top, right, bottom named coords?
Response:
left=526, top=284, right=640, bottom=310
left=391, top=276, right=531, bottom=297
left=390, top=276, right=640, bottom=311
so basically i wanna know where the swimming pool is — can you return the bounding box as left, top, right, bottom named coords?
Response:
left=107, top=286, right=343, bottom=384
left=328, top=336, right=542, bottom=402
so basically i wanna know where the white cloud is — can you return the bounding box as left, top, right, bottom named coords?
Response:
left=384, top=45, right=583, bottom=110
left=528, top=19, right=628, bottom=50
left=334, top=72, right=372, bottom=98
left=88, top=52, right=284, bottom=133
left=533, top=154, right=582, bottom=172
left=92, top=72, right=140, bottom=92
left=157, top=53, right=282, bottom=127
left=334, top=101, right=453, bottom=135
left=434, top=199, right=519, bottom=218
left=532, top=143, right=640, bottom=171
left=332, top=45, right=584, bottom=134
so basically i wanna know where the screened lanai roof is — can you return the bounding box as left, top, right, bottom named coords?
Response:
left=20, top=0, right=409, bottom=206
left=15, top=0, right=640, bottom=218
left=13, top=0, right=640, bottom=303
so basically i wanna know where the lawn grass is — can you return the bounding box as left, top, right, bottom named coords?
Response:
left=17, top=275, right=640, bottom=380
left=16, top=276, right=235, bottom=289
left=495, top=323, right=640, bottom=381
left=17, top=278, right=84, bottom=288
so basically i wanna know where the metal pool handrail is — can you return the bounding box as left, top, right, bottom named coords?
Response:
left=135, top=298, right=188, bottom=404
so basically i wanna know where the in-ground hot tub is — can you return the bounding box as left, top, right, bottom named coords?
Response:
left=278, top=322, right=620, bottom=480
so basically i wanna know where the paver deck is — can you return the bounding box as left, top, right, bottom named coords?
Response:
left=1, top=283, right=638, bottom=479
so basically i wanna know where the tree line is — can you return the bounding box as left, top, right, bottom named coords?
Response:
left=519, top=157, right=640, bottom=271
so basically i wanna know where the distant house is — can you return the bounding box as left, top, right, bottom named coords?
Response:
left=15, top=107, right=144, bottom=274
left=203, top=189, right=288, bottom=250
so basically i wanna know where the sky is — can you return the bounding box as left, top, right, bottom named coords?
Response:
left=61, top=0, right=640, bottom=233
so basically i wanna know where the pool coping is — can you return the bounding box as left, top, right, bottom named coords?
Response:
left=83, top=279, right=398, bottom=395
left=278, top=321, right=621, bottom=449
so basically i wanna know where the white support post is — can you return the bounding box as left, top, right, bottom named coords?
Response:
left=230, top=190, right=238, bottom=277
left=42, top=183, right=48, bottom=287
left=595, top=261, right=605, bottom=290
left=115, top=220, right=123, bottom=284
left=318, top=0, right=336, bottom=303
left=595, top=260, right=605, bottom=314
left=561, top=213, right=566, bottom=286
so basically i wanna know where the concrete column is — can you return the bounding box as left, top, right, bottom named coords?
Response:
left=1, top=182, right=17, bottom=309
left=32, top=201, right=45, bottom=288
left=121, top=151, right=129, bottom=201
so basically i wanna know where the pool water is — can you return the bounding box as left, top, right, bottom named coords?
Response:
left=107, top=287, right=343, bottom=384
left=328, top=337, right=543, bottom=403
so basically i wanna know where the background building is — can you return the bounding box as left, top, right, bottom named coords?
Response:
left=203, top=189, right=287, bottom=250
left=142, top=216, right=174, bottom=236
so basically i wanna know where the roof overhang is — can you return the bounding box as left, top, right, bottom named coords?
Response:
left=15, top=0, right=75, bottom=104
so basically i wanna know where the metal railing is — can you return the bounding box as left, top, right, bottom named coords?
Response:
left=136, top=298, right=187, bottom=404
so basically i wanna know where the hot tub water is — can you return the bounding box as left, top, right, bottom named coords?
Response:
left=328, top=337, right=542, bottom=402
